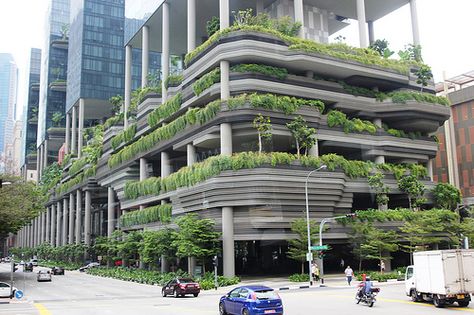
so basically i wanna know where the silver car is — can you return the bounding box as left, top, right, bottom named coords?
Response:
left=37, top=270, right=52, bottom=282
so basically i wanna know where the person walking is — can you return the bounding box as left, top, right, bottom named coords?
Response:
left=344, top=265, right=354, bottom=286
left=340, top=258, right=345, bottom=269
left=312, top=262, right=320, bottom=281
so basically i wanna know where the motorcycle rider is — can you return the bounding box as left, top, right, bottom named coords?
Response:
left=358, top=276, right=373, bottom=298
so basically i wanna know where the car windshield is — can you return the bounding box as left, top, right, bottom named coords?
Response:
left=254, top=290, right=279, bottom=300
left=178, top=278, right=195, bottom=283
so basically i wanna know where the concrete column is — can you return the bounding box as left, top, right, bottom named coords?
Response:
left=43, top=140, right=48, bottom=169
left=56, top=201, right=61, bottom=247
left=427, top=159, right=434, bottom=181
left=220, top=123, right=232, bottom=156
left=107, top=187, right=115, bottom=237
left=69, top=193, right=75, bottom=244
left=36, top=147, right=41, bottom=179
left=124, top=45, right=132, bottom=129
left=50, top=204, right=56, bottom=244
left=71, top=106, right=77, bottom=155
left=294, top=0, right=304, bottom=39
left=309, top=141, right=319, bottom=157
left=36, top=217, right=40, bottom=246
left=78, top=99, right=85, bottom=158
left=187, top=0, right=196, bottom=52
left=65, top=112, right=70, bottom=155
left=220, top=61, right=230, bottom=100
left=373, top=118, right=382, bottom=128
left=410, top=0, right=420, bottom=45
left=62, top=198, right=68, bottom=246
left=141, top=25, right=149, bottom=87
left=256, top=0, right=264, bottom=14
left=162, top=2, right=170, bottom=101
left=222, top=206, right=235, bottom=277
left=140, top=158, right=148, bottom=181
left=375, top=155, right=385, bottom=164
left=187, top=144, right=196, bottom=166
left=161, top=255, right=169, bottom=273
left=368, top=21, right=375, bottom=45
left=219, top=0, right=229, bottom=29
left=45, top=207, right=51, bottom=243
left=76, top=190, right=82, bottom=244
left=40, top=212, right=45, bottom=244
left=161, top=152, right=171, bottom=178
left=84, top=190, right=92, bottom=246
left=356, top=0, right=368, bottom=48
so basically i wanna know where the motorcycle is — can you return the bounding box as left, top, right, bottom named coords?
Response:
left=355, top=284, right=380, bottom=307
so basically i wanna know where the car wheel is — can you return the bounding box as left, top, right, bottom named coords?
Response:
left=174, top=289, right=179, bottom=298
left=219, top=302, right=228, bottom=315
left=193, top=293, right=199, bottom=297
left=411, top=290, right=420, bottom=302
left=162, top=289, right=167, bottom=297
left=433, top=295, right=444, bottom=308
left=458, top=300, right=470, bottom=307
left=242, top=309, right=249, bottom=315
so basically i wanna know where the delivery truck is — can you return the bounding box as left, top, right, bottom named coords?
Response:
left=405, top=249, right=474, bottom=307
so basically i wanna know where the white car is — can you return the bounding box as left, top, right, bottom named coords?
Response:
left=0, top=282, right=17, bottom=298
left=37, top=270, right=52, bottom=282
left=79, top=262, right=100, bottom=272
left=30, top=259, right=38, bottom=267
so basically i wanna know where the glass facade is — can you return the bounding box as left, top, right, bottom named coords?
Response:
left=21, top=48, right=42, bottom=166
left=37, top=0, right=70, bottom=145
left=66, top=0, right=126, bottom=111
left=124, top=0, right=162, bottom=45
left=0, top=53, right=18, bottom=159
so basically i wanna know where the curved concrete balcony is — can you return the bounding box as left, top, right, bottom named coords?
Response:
left=51, top=38, right=68, bottom=50
left=49, top=80, right=67, bottom=92
left=184, top=31, right=417, bottom=90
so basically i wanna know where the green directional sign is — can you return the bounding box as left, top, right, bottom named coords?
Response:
left=311, top=245, right=329, bottom=251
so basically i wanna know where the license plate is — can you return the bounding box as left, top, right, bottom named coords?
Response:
left=457, top=294, right=465, bottom=299
left=264, top=310, right=276, bottom=314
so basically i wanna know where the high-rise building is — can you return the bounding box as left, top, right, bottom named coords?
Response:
left=21, top=48, right=42, bottom=182
left=0, top=53, right=18, bottom=174
left=36, top=0, right=70, bottom=179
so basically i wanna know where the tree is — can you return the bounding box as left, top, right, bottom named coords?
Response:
left=369, top=39, right=394, bottom=58
left=415, top=64, right=433, bottom=92
left=361, top=224, right=399, bottom=272
left=253, top=114, right=272, bottom=153
left=206, top=16, right=220, bottom=37
left=117, top=231, right=143, bottom=267
left=348, top=221, right=373, bottom=271
left=51, top=111, right=64, bottom=127
left=93, top=233, right=122, bottom=266
left=432, top=183, right=462, bottom=211
left=398, top=44, right=423, bottom=62
left=286, top=115, right=316, bottom=158
left=398, top=174, right=426, bottom=211
left=287, top=218, right=319, bottom=274
left=172, top=213, right=220, bottom=273
left=367, top=172, right=390, bottom=210
left=109, top=95, right=123, bottom=116
left=0, top=176, right=44, bottom=238
left=140, top=229, right=176, bottom=268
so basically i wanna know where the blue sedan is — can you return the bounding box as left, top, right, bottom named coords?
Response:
left=219, top=285, right=283, bottom=315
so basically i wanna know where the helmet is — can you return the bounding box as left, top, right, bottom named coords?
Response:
left=365, top=276, right=371, bottom=281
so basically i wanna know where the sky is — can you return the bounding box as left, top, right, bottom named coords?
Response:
left=0, top=0, right=473, bottom=121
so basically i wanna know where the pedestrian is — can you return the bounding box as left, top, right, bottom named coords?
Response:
left=344, top=265, right=354, bottom=286
left=311, top=262, right=320, bottom=281
left=340, top=258, right=345, bottom=269
left=379, top=260, right=386, bottom=273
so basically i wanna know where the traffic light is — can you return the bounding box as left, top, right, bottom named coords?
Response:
left=212, top=256, right=218, bottom=268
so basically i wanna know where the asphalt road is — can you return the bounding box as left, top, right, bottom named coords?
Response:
left=0, top=262, right=473, bottom=315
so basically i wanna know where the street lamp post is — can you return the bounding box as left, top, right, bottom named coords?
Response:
left=319, top=213, right=357, bottom=285
left=305, top=165, right=327, bottom=286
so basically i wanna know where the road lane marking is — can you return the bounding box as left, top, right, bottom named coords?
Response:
left=34, top=303, right=52, bottom=315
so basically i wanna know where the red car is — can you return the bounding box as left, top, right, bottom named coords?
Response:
left=161, top=278, right=201, bottom=298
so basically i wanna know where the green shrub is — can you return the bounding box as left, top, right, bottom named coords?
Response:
left=231, top=64, right=288, bottom=80
left=148, top=93, right=183, bottom=127
left=104, top=113, right=124, bottom=130
left=327, top=110, right=378, bottom=134
left=197, top=272, right=240, bottom=290
left=193, top=68, right=220, bottom=96
left=164, top=74, right=183, bottom=88
left=390, top=91, right=450, bottom=106
left=289, top=273, right=309, bottom=282
left=68, top=158, right=88, bottom=177
left=120, top=204, right=172, bottom=227
left=131, top=86, right=162, bottom=111
left=111, top=124, right=137, bottom=150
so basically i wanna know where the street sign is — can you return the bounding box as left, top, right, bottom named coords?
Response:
left=15, top=290, right=23, bottom=300
left=306, top=252, right=313, bottom=261
left=311, top=245, right=329, bottom=251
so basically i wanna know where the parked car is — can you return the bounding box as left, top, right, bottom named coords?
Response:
left=51, top=266, right=65, bottom=275
left=162, top=278, right=201, bottom=297
left=30, top=259, right=38, bottom=266
left=23, top=262, right=34, bottom=272
left=79, top=262, right=100, bottom=272
left=37, top=270, right=52, bottom=282
left=0, top=282, right=17, bottom=298
left=219, top=285, right=283, bottom=315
